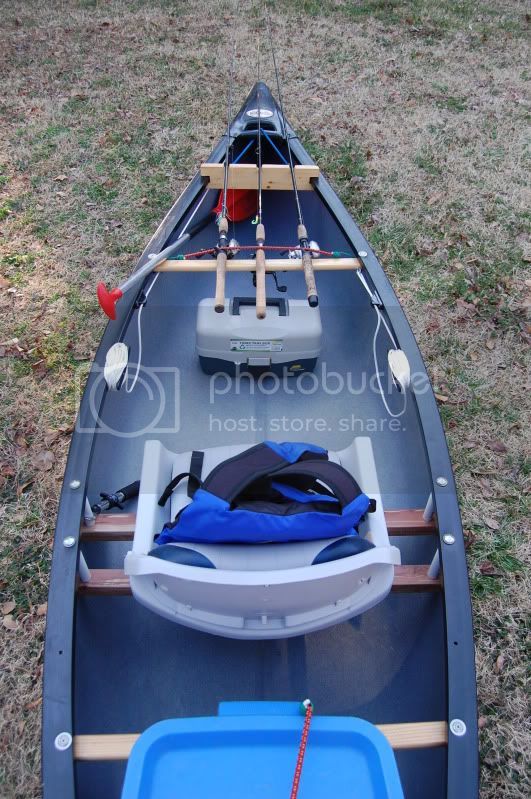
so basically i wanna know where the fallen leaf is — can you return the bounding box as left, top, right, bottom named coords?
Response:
left=2, top=614, right=18, bottom=631
left=24, top=697, right=42, bottom=711
left=14, top=432, right=28, bottom=449
left=0, top=464, right=16, bottom=478
left=488, top=440, right=508, bottom=454
left=434, top=393, right=449, bottom=403
left=427, top=192, right=444, bottom=207
left=1, top=601, right=16, bottom=615
left=494, top=654, right=506, bottom=674
left=16, top=480, right=34, bottom=497
left=416, top=238, right=436, bottom=256
left=484, top=517, right=500, bottom=531
left=44, top=430, right=61, bottom=446
left=36, top=602, right=47, bottom=617
left=478, top=716, right=487, bottom=729
left=53, top=174, right=68, bottom=182
left=479, top=561, right=500, bottom=576
left=485, top=339, right=495, bottom=350
left=31, top=450, right=54, bottom=471
left=463, top=529, right=477, bottom=549
left=0, top=276, right=10, bottom=289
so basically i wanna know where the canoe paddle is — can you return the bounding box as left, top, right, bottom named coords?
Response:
left=96, top=186, right=256, bottom=320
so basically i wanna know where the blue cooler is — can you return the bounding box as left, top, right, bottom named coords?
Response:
left=121, top=701, right=404, bottom=799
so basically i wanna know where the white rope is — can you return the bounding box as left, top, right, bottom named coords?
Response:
left=124, top=190, right=210, bottom=392
left=124, top=272, right=159, bottom=393
left=356, top=271, right=406, bottom=418
left=372, top=305, right=407, bottom=418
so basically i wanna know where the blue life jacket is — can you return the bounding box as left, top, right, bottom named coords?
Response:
left=156, top=441, right=372, bottom=545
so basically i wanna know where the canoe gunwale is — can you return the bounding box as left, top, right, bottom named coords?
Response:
left=41, top=143, right=226, bottom=799
left=302, top=156, right=479, bottom=797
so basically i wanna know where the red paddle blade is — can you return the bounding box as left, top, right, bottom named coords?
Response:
left=213, top=188, right=257, bottom=222
left=97, top=283, right=123, bottom=320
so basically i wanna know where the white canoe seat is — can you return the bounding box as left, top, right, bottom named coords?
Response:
left=125, top=437, right=401, bottom=639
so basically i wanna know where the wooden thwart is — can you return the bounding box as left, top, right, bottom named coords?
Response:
left=155, top=256, right=362, bottom=273
left=77, top=564, right=441, bottom=596
left=201, top=163, right=320, bottom=191
left=81, top=509, right=437, bottom=541
left=73, top=720, right=447, bottom=761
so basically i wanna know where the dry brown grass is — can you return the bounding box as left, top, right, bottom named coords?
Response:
left=0, top=1, right=529, bottom=797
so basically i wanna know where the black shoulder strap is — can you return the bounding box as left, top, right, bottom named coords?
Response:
left=203, top=443, right=286, bottom=502
left=158, top=472, right=201, bottom=507
left=188, top=451, right=204, bottom=497
left=272, top=460, right=363, bottom=509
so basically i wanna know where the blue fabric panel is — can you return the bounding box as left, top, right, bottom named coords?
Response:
left=159, top=490, right=370, bottom=544
left=264, top=440, right=327, bottom=463
left=271, top=481, right=339, bottom=504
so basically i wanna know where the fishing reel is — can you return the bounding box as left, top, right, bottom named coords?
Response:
left=252, top=269, right=287, bottom=293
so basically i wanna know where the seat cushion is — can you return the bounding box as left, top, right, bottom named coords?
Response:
left=148, top=544, right=215, bottom=569
left=312, top=536, right=375, bottom=565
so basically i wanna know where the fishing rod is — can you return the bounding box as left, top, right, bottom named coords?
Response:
left=214, top=34, right=237, bottom=313
left=265, top=0, right=318, bottom=308
left=254, top=43, right=267, bottom=320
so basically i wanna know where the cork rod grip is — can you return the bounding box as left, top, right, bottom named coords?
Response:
left=255, top=248, right=267, bottom=319
left=214, top=250, right=227, bottom=312
left=302, top=251, right=319, bottom=307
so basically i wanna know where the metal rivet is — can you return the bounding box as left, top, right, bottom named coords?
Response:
left=436, top=477, right=448, bottom=487
left=450, top=719, right=467, bottom=737
left=69, top=479, right=81, bottom=490
left=54, top=732, right=72, bottom=751
left=358, top=250, right=368, bottom=257
left=63, top=536, right=76, bottom=548
left=443, top=534, right=455, bottom=545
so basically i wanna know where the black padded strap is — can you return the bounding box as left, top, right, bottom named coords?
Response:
left=271, top=460, right=363, bottom=509
left=188, top=451, right=204, bottom=498
left=203, top=444, right=287, bottom=502
left=158, top=472, right=201, bottom=507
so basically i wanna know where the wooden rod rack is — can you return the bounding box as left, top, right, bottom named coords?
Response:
left=155, top=256, right=362, bottom=273
left=200, top=163, right=320, bottom=191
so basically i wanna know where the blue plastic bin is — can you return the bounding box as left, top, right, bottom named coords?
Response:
left=121, top=702, right=404, bottom=799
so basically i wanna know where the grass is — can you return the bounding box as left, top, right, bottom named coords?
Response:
left=0, top=1, right=530, bottom=797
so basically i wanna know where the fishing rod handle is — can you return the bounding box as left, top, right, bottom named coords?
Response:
left=214, top=251, right=227, bottom=313
left=297, top=224, right=319, bottom=308
left=255, top=224, right=267, bottom=319
left=215, top=217, right=229, bottom=313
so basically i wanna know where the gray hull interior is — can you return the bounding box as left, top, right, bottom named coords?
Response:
left=75, top=190, right=447, bottom=797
